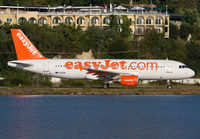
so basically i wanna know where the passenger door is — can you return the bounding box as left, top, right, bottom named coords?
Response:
left=43, top=61, right=49, bottom=73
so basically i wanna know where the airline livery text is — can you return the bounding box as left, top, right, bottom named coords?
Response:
left=65, top=60, right=158, bottom=71
left=17, top=33, right=37, bottom=56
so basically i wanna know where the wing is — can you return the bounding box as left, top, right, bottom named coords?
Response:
left=85, top=68, right=120, bottom=78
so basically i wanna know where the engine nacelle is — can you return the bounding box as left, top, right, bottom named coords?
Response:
left=121, top=75, right=138, bottom=87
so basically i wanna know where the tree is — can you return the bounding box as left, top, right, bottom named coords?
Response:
left=169, top=23, right=179, bottom=39
left=109, top=15, right=118, bottom=31
left=85, top=26, right=106, bottom=58
left=108, top=36, right=131, bottom=59
left=197, top=0, right=200, bottom=12
left=120, top=16, right=132, bottom=38
left=139, top=29, right=161, bottom=58
left=169, top=39, right=187, bottom=62
left=139, top=29, right=187, bottom=61
left=183, top=9, right=199, bottom=25
left=71, top=0, right=91, bottom=6
left=168, top=0, right=197, bottom=14
left=186, top=40, right=200, bottom=73
left=179, top=22, right=193, bottom=40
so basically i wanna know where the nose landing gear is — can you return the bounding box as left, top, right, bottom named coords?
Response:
left=167, top=80, right=172, bottom=89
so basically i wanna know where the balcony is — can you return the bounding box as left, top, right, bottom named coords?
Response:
left=38, top=10, right=168, bottom=16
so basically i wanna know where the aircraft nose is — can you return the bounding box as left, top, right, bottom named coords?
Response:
left=190, top=69, right=195, bottom=77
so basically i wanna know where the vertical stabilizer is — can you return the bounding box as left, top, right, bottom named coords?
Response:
left=11, top=29, right=47, bottom=60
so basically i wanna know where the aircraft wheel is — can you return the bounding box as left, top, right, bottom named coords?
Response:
left=102, top=83, right=109, bottom=88
left=167, top=85, right=172, bottom=89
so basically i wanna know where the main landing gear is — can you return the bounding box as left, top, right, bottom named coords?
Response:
left=102, top=82, right=109, bottom=88
left=167, top=80, right=172, bottom=89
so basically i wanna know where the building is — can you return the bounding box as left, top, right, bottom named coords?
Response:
left=0, top=5, right=169, bottom=38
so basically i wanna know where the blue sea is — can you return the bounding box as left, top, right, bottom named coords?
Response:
left=0, top=95, right=200, bottom=139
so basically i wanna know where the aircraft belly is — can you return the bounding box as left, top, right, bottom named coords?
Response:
left=64, top=69, right=86, bottom=79
left=139, top=70, right=161, bottom=80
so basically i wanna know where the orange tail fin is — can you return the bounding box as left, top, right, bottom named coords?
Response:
left=11, top=29, right=47, bottom=60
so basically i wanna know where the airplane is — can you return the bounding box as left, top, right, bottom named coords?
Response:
left=8, top=29, right=195, bottom=88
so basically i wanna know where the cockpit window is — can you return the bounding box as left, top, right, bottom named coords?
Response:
left=179, top=65, right=187, bottom=69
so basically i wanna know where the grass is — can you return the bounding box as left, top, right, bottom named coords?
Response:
left=0, top=86, right=200, bottom=95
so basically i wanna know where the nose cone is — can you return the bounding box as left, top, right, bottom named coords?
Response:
left=189, top=69, right=195, bottom=78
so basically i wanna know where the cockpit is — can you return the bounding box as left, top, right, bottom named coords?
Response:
left=179, top=65, right=188, bottom=69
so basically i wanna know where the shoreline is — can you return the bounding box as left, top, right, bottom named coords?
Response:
left=0, top=86, right=200, bottom=95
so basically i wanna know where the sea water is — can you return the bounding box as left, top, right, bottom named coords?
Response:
left=0, top=95, right=200, bottom=139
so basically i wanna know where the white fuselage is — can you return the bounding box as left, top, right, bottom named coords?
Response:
left=8, top=59, right=195, bottom=81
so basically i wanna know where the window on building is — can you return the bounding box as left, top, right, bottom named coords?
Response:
left=117, top=27, right=122, bottom=32
left=6, top=18, right=12, bottom=23
left=156, top=18, right=162, bottom=24
left=117, top=18, right=123, bottom=24
left=53, top=17, right=61, bottom=24
left=165, top=17, right=168, bottom=25
left=91, top=17, right=99, bottom=25
left=137, top=27, right=144, bottom=34
left=38, top=18, right=47, bottom=24
left=165, top=27, right=168, bottom=32
left=156, top=28, right=162, bottom=33
left=137, top=17, right=144, bottom=24
left=65, top=17, right=73, bottom=24
left=77, top=17, right=85, bottom=25
left=103, top=17, right=110, bottom=24
left=29, top=17, right=36, bottom=24
left=18, top=17, right=27, bottom=24
left=146, top=18, right=153, bottom=24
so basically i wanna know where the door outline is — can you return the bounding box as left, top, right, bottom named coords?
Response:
left=43, top=61, right=49, bottom=73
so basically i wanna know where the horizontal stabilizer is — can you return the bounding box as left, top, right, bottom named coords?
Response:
left=8, top=61, right=33, bottom=68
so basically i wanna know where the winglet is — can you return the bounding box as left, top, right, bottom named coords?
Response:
left=11, top=29, right=47, bottom=60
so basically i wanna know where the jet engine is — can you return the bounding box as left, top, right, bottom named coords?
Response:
left=120, top=75, right=138, bottom=87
